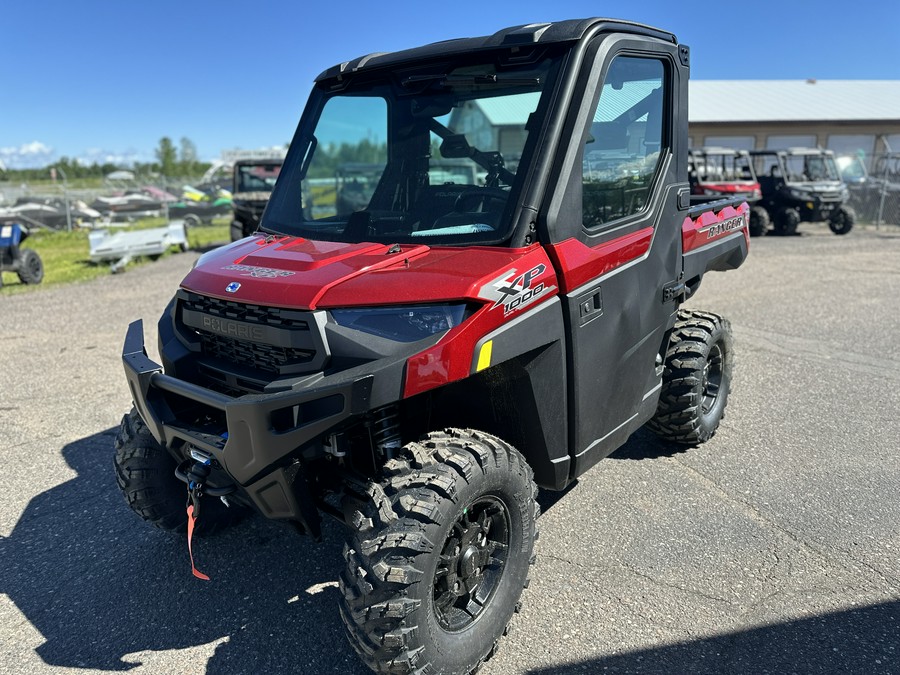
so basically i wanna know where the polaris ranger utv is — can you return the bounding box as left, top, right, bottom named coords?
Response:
left=689, top=147, right=769, bottom=236
left=117, top=18, right=749, bottom=675
left=749, top=148, right=854, bottom=235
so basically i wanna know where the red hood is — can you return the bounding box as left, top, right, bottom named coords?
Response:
left=182, top=235, right=545, bottom=309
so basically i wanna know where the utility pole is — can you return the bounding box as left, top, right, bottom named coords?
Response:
left=55, top=166, right=72, bottom=232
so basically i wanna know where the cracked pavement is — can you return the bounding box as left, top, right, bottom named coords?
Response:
left=1, top=222, right=898, bottom=675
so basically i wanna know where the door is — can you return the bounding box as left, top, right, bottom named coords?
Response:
left=543, top=36, right=688, bottom=477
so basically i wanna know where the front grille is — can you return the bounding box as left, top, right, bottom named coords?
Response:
left=199, top=331, right=314, bottom=374
left=178, top=292, right=326, bottom=387
left=182, top=293, right=310, bottom=329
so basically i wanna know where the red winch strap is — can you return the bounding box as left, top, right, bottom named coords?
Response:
left=186, top=504, right=210, bottom=581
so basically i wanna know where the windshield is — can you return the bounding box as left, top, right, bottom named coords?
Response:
left=690, top=152, right=755, bottom=183
left=783, top=153, right=840, bottom=182
left=264, top=50, right=563, bottom=245
left=236, top=163, right=282, bottom=193
left=835, top=155, right=867, bottom=182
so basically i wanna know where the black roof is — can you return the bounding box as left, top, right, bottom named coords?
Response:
left=316, top=18, right=676, bottom=82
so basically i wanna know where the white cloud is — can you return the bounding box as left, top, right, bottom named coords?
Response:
left=0, top=141, right=153, bottom=169
left=75, top=147, right=149, bottom=167
left=0, top=141, right=56, bottom=169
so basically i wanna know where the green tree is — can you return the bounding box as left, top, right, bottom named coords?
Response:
left=155, top=137, right=177, bottom=177
left=180, top=137, right=198, bottom=176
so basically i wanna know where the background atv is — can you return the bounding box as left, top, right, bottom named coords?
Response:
left=750, top=148, right=854, bottom=235
left=689, top=147, right=769, bottom=236
left=116, top=18, right=749, bottom=675
left=0, top=222, right=44, bottom=288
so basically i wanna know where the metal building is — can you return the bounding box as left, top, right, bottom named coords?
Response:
left=688, top=80, right=900, bottom=162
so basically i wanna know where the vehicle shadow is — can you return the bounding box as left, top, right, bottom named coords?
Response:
left=535, top=429, right=687, bottom=512
left=525, top=599, right=900, bottom=674
left=0, top=428, right=368, bottom=674
left=608, top=427, right=691, bottom=461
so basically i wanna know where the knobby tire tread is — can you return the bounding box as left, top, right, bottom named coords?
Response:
left=114, top=408, right=244, bottom=535
left=646, top=309, right=732, bottom=445
left=339, top=428, right=538, bottom=675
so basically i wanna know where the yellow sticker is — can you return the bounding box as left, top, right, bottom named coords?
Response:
left=476, top=340, right=493, bottom=372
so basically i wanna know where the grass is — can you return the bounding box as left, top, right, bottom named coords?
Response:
left=0, top=218, right=231, bottom=294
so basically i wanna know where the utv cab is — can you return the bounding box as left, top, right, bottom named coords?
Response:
left=749, top=148, right=854, bottom=235
left=230, top=158, right=284, bottom=241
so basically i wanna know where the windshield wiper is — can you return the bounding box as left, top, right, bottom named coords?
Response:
left=402, top=72, right=540, bottom=87
left=443, top=74, right=540, bottom=86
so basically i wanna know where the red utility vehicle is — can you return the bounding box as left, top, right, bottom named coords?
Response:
left=689, top=147, right=770, bottom=236
left=117, top=17, right=749, bottom=675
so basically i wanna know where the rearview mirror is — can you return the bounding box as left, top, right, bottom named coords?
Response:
left=440, top=134, right=473, bottom=159
left=411, top=98, right=454, bottom=118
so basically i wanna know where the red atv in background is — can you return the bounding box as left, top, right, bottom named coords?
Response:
left=116, top=17, right=749, bottom=675
left=689, top=147, right=770, bottom=236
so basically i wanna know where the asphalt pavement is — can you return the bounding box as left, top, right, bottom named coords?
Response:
left=1, top=223, right=898, bottom=675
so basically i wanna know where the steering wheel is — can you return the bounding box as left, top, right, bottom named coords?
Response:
left=454, top=187, right=509, bottom=213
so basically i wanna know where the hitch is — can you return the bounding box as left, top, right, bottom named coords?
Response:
left=178, top=450, right=238, bottom=581
left=174, top=452, right=236, bottom=499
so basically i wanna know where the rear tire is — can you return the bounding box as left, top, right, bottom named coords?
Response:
left=16, top=248, right=44, bottom=284
left=231, top=220, right=257, bottom=241
left=829, top=205, right=855, bottom=235
left=113, top=408, right=245, bottom=534
left=340, top=429, right=538, bottom=675
left=647, top=309, right=733, bottom=445
left=773, top=207, right=800, bottom=236
left=183, top=214, right=201, bottom=228
left=748, top=206, right=770, bottom=237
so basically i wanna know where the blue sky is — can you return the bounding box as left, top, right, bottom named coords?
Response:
left=2, top=0, right=898, bottom=169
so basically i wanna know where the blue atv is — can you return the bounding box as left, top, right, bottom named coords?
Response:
left=0, top=222, right=44, bottom=287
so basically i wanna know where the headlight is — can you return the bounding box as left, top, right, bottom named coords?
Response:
left=840, top=187, right=850, bottom=200
left=789, top=189, right=811, bottom=200
left=330, top=304, right=468, bottom=343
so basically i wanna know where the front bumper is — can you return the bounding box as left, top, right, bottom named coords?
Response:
left=797, top=197, right=843, bottom=221
left=123, top=319, right=374, bottom=521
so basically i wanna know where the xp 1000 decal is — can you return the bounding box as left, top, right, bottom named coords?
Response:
left=479, top=263, right=556, bottom=316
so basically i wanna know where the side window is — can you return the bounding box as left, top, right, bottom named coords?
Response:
left=583, top=56, right=665, bottom=229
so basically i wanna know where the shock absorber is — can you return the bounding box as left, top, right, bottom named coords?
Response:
left=369, top=405, right=401, bottom=459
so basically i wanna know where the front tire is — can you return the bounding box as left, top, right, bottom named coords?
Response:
left=647, top=310, right=733, bottom=445
left=773, top=207, right=800, bottom=236
left=748, top=206, right=770, bottom=237
left=16, top=248, right=44, bottom=284
left=113, top=408, right=245, bottom=534
left=829, top=205, right=855, bottom=235
left=340, top=429, right=538, bottom=675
